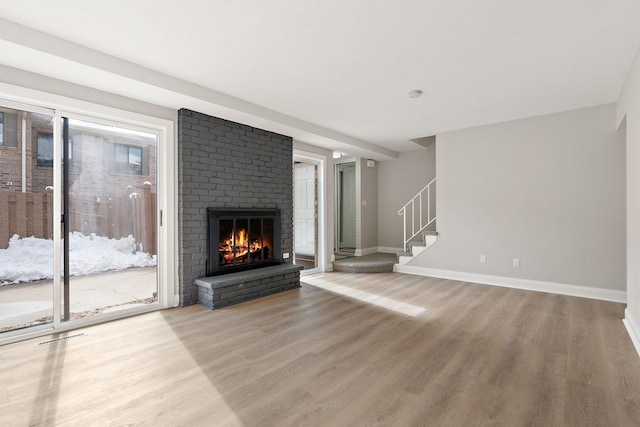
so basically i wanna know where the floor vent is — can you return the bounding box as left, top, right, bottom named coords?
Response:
left=37, top=333, right=86, bottom=346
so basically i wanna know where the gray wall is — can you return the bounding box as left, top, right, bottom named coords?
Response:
left=377, top=146, right=436, bottom=250
left=178, top=109, right=294, bottom=306
left=618, top=47, right=640, bottom=327
left=411, top=104, right=626, bottom=290
left=358, top=158, right=379, bottom=252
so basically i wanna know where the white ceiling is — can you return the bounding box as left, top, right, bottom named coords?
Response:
left=1, top=0, right=639, bottom=160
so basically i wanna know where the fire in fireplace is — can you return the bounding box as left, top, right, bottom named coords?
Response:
left=207, top=208, right=281, bottom=276
left=219, top=222, right=271, bottom=265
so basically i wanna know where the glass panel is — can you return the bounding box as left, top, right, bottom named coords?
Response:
left=129, top=146, right=142, bottom=175
left=248, top=218, right=260, bottom=262
left=263, top=218, right=274, bottom=261
left=64, top=118, right=158, bottom=320
left=0, top=108, right=54, bottom=333
left=219, top=219, right=234, bottom=266
left=234, top=218, right=249, bottom=264
left=37, top=133, right=53, bottom=167
left=0, top=111, right=18, bottom=147
left=115, top=143, right=129, bottom=174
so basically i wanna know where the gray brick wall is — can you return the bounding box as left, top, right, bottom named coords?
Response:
left=194, top=264, right=303, bottom=309
left=178, top=109, right=294, bottom=306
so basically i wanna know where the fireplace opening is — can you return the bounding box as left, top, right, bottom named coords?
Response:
left=207, top=208, right=281, bottom=276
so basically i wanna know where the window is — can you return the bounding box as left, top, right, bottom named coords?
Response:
left=0, top=111, right=18, bottom=147
left=37, top=133, right=72, bottom=167
left=115, top=143, right=142, bottom=175
left=37, top=133, right=53, bottom=167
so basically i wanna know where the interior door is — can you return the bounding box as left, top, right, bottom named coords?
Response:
left=337, top=162, right=356, bottom=252
left=294, top=162, right=316, bottom=256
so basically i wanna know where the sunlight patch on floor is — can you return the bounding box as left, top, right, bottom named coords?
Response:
left=155, top=316, right=244, bottom=426
left=305, top=278, right=426, bottom=317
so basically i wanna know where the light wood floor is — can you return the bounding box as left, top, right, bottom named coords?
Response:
left=2, top=272, right=640, bottom=426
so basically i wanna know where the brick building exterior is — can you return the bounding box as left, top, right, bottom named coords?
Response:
left=0, top=106, right=157, bottom=197
left=1, top=107, right=158, bottom=250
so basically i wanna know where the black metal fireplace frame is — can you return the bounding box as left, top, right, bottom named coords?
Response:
left=206, top=208, right=282, bottom=276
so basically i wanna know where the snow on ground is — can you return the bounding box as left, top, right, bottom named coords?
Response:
left=0, top=233, right=156, bottom=286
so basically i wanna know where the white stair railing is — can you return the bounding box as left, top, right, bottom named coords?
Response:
left=398, top=177, right=436, bottom=252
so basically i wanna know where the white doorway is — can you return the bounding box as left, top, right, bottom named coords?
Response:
left=336, top=162, right=356, bottom=254
left=294, top=162, right=317, bottom=260
left=293, top=151, right=326, bottom=274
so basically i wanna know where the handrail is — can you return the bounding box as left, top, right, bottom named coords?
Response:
left=398, top=177, right=436, bottom=252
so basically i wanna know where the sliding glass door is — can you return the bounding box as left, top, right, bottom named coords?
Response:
left=0, top=103, right=55, bottom=333
left=0, top=99, right=161, bottom=338
left=63, top=117, right=158, bottom=321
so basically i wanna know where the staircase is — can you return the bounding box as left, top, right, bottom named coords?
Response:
left=396, top=178, right=437, bottom=265
left=397, top=231, right=438, bottom=265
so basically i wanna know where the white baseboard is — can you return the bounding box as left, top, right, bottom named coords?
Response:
left=355, top=247, right=379, bottom=256
left=394, top=265, right=627, bottom=303
left=378, top=246, right=403, bottom=254
left=624, top=309, right=640, bottom=358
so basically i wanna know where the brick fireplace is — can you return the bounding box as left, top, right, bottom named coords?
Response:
left=178, top=109, right=300, bottom=307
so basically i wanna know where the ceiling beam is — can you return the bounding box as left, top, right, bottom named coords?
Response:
left=0, top=17, right=398, bottom=160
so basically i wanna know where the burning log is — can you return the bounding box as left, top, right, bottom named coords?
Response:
left=219, top=228, right=271, bottom=265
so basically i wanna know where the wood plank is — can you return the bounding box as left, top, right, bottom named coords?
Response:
left=44, top=192, right=53, bottom=240
left=32, top=192, right=44, bottom=238
left=15, top=192, right=27, bottom=238
left=1, top=272, right=640, bottom=426
left=0, top=192, right=9, bottom=249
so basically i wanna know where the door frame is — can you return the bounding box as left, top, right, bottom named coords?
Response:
left=293, top=161, right=317, bottom=259
left=0, top=83, right=177, bottom=345
left=293, top=150, right=327, bottom=275
left=334, top=160, right=357, bottom=254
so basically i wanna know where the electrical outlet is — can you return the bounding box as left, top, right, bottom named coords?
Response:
left=283, top=253, right=290, bottom=259
left=513, top=258, right=520, bottom=268
left=480, top=255, right=486, bottom=264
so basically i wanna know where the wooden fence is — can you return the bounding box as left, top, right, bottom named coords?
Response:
left=0, top=186, right=156, bottom=254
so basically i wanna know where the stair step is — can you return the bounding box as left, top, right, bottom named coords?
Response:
left=332, top=253, right=396, bottom=273
left=425, top=234, right=438, bottom=247
left=398, top=231, right=439, bottom=266
left=411, top=245, right=426, bottom=256
left=397, top=255, right=413, bottom=265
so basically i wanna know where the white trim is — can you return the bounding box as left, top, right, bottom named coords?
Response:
left=624, top=309, right=640, bottom=358
left=52, top=110, right=62, bottom=328
left=300, top=269, right=319, bottom=276
left=0, top=82, right=178, bottom=345
left=378, top=246, right=403, bottom=254
left=293, top=148, right=328, bottom=273
left=394, top=265, right=627, bottom=303
left=0, top=304, right=161, bottom=346
left=0, top=323, right=54, bottom=346
left=355, top=247, right=378, bottom=256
